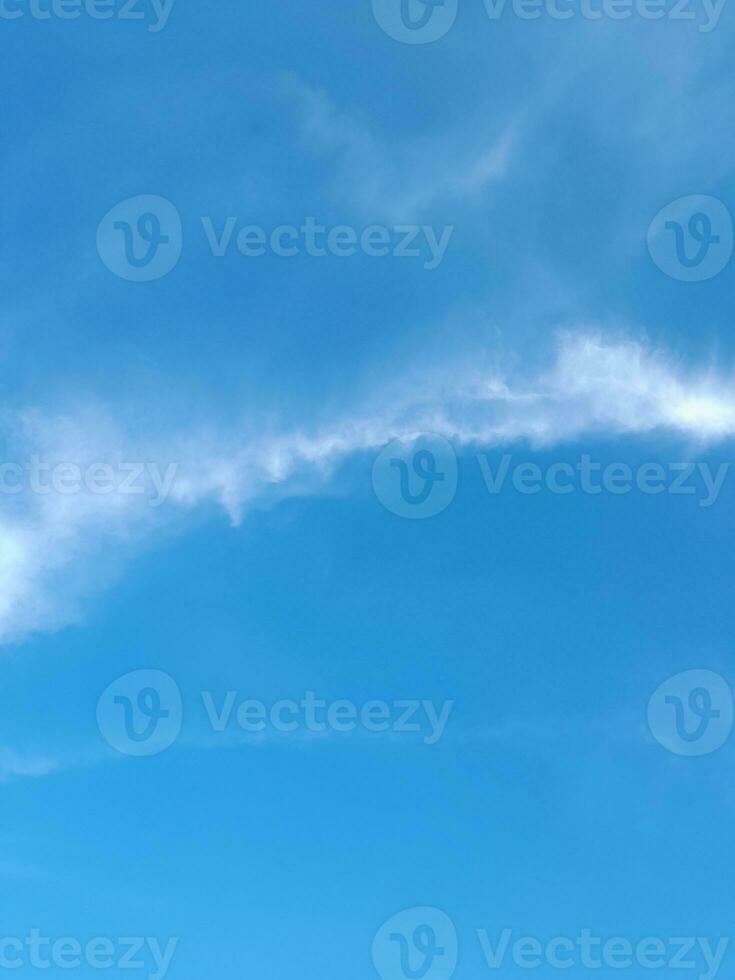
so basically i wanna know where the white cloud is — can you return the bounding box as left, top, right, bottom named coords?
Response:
left=0, top=741, right=109, bottom=784
left=0, top=746, right=59, bottom=781
left=280, top=74, right=518, bottom=220
left=1, top=330, right=734, bottom=645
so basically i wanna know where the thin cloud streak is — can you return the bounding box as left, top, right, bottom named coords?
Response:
left=1, top=330, right=734, bottom=644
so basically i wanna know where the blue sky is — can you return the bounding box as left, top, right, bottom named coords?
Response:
left=2, top=1, right=735, bottom=978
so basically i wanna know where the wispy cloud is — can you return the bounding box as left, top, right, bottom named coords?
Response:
left=1, top=330, right=734, bottom=645
left=0, top=741, right=111, bottom=783
left=280, top=74, right=518, bottom=220
left=0, top=746, right=61, bottom=781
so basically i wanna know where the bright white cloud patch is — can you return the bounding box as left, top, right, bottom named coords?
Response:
left=1, top=331, right=734, bottom=644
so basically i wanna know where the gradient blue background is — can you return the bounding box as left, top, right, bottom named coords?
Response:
left=1, top=0, right=734, bottom=977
